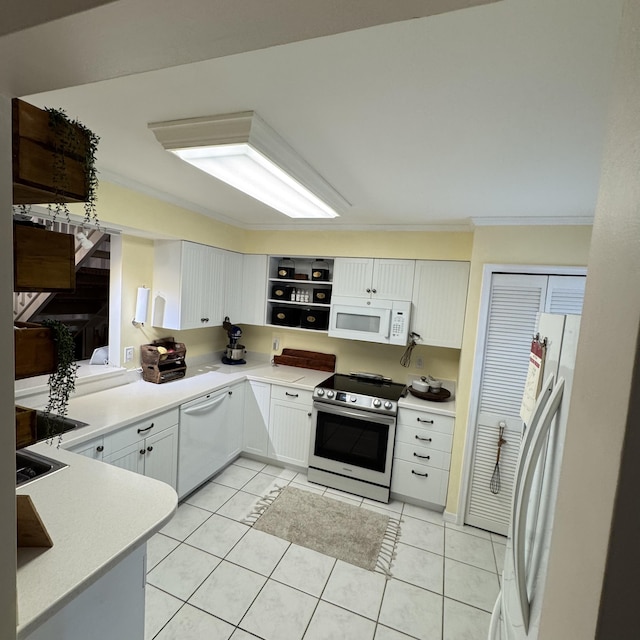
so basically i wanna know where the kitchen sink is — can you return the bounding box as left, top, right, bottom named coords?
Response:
left=16, top=449, right=68, bottom=487
left=34, top=411, right=88, bottom=441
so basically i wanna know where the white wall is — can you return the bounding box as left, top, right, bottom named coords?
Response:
left=538, top=1, right=640, bottom=636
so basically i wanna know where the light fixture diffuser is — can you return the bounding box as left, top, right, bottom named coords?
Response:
left=149, top=111, right=348, bottom=219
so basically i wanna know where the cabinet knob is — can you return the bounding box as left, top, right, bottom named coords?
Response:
left=139, top=449, right=146, bottom=455
left=372, top=288, right=377, bottom=294
left=308, top=412, right=312, bottom=417
left=147, top=446, right=153, bottom=452
left=96, top=445, right=104, bottom=452
left=366, top=288, right=371, bottom=293
left=229, top=391, right=233, bottom=396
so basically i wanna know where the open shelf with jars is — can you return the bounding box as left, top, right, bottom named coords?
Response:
left=266, top=256, right=334, bottom=331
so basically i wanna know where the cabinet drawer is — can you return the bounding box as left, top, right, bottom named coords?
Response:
left=270, top=385, right=312, bottom=406
left=393, top=441, right=451, bottom=471
left=391, top=458, right=449, bottom=506
left=395, top=424, right=453, bottom=454
left=107, top=408, right=179, bottom=453
left=398, top=408, right=454, bottom=434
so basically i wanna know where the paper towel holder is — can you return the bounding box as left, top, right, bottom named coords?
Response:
left=132, top=286, right=150, bottom=327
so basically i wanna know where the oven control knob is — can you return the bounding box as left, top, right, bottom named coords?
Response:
left=326, top=390, right=335, bottom=399
left=372, top=398, right=382, bottom=408
left=384, top=401, right=393, bottom=410
left=350, top=395, right=357, bottom=403
left=316, top=388, right=325, bottom=397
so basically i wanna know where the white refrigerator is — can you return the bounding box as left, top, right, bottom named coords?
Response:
left=488, top=313, right=581, bottom=640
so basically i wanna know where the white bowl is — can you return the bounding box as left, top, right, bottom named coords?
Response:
left=412, top=379, right=429, bottom=392
left=429, top=381, right=443, bottom=392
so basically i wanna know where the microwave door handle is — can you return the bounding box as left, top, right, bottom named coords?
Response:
left=381, top=309, right=391, bottom=338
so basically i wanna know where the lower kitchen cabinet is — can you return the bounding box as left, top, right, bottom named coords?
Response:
left=67, top=435, right=105, bottom=460
left=391, top=407, right=454, bottom=509
left=226, top=381, right=245, bottom=463
left=103, top=409, right=179, bottom=490
left=268, top=385, right=313, bottom=467
left=243, top=380, right=271, bottom=457
left=24, top=544, right=146, bottom=640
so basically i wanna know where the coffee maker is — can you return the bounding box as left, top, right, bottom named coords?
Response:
left=222, top=316, right=246, bottom=365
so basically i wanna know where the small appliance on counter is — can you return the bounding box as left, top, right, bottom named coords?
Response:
left=222, top=316, right=246, bottom=365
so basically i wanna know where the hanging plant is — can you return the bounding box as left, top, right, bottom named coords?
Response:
left=41, top=319, right=78, bottom=446
left=45, top=107, right=100, bottom=227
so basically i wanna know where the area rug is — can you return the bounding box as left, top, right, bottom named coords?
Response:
left=244, top=485, right=401, bottom=577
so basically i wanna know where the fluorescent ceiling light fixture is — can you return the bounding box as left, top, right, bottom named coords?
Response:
left=149, top=111, right=348, bottom=219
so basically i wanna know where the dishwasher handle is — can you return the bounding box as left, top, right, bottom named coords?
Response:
left=181, top=390, right=229, bottom=415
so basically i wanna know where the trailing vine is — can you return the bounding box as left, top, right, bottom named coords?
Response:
left=41, top=319, right=78, bottom=446
left=45, top=107, right=100, bottom=227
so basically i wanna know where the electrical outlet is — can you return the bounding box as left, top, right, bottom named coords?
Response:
left=124, top=346, right=134, bottom=363
left=273, top=337, right=280, bottom=351
left=415, top=356, right=424, bottom=369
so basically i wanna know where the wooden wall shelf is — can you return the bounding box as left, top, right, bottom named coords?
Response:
left=12, top=98, right=89, bottom=205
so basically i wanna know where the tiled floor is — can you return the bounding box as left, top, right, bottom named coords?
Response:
left=145, top=458, right=506, bottom=640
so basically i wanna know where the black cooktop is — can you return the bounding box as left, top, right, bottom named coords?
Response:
left=318, top=373, right=407, bottom=401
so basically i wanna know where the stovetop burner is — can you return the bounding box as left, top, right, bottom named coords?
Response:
left=314, top=372, right=407, bottom=414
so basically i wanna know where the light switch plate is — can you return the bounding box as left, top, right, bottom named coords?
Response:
left=124, top=346, right=134, bottom=363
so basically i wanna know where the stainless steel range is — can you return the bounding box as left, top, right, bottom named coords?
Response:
left=308, top=372, right=407, bottom=503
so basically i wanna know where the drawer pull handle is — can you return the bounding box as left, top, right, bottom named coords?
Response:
left=411, top=470, right=429, bottom=477
left=415, top=435, right=432, bottom=442
left=96, top=445, right=104, bottom=452
left=286, top=392, right=299, bottom=398
left=139, top=449, right=146, bottom=455
left=413, top=452, right=430, bottom=460
left=147, top=446, right=153, bottom=452
left=137, top=423, right=154, bottom=434
left=417, top=418, right=434, bottom=424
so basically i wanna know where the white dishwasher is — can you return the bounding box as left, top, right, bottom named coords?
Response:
left=178, top=387, right=230, bottom=499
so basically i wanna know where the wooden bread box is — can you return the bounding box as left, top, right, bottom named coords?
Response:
left=15, top=406, right=37, bottom=449
left=12, top=98, right=89, bottom=205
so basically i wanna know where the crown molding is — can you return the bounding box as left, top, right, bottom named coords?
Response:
left=471, top=215, right=594, bottom=227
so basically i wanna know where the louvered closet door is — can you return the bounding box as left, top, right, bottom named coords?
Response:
left=466, top=275, right=548, bottom=534
left=465, top=273, right=586, bottom=535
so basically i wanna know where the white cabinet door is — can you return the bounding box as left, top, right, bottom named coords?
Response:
left=332, top=257, right=414, bottom=300
left=223, top=250, right=244, bottom=323
left=144, top=424, right=179, bottom=488
left=240, top=254, right=268, bottom=325
left=180, top=241, right=213, bottom=329
left=226, top=383, right=245, bottom=462
left=243, top=380, right=270, bottom=457
left=208, top=247, right=227, bottom=326
left=371, top=259, right=415, bottom=300
left=104, top=442, right=145, bottom=475
left=68, top=437, right=105, bottom=460
left=332, top=258, right=374, bottom=298
left=411, top=260, right=470, bottom=348
left=268, top=400, right=312, bottom=467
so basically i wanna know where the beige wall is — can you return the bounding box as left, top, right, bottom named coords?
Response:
left=448, top=225, right=592, bottom=513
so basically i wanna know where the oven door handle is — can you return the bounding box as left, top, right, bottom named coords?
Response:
left=313, top=402, right=396, bottom=426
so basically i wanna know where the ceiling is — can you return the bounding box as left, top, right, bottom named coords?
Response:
left=9, top=0, right=625, bottom=230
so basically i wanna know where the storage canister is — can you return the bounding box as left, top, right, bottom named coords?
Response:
left=271, top=306, right=301, bottom=327
left=311, top=259, right=330, bottom=281
left=312, top=288, right=331, bottom=304
left=300, top=308, right=329, bottom=330
left=271, top=284, right=294, bottom=300
left=277, top=258, right=296, bottom=279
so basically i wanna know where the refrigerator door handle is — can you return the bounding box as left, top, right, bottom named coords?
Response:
left=488, top=590, right=502, bottom=640
left=512, top=377, right=565, bottom=634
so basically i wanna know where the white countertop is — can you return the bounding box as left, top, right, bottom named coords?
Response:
left=16, top=444, right=177, bottom=639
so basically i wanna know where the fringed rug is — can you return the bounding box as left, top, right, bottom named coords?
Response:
left=244, top=485, right=401, bottom=578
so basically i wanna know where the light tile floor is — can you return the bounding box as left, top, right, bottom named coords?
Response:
left=146, top=458, right=506, bottom=640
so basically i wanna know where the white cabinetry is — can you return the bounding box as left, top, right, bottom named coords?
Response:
left=67, top=435, right=105, bottom=460
left=152, top=240, right=227, bottom=330
left=223, top=252, right=267, bottom=326
left=103, top=409, right=179, bottom=490
left=411, top=260, right=470, bottom=348
left=391, top=407, right=454, bottom=509
left=226, top=381, right=245, bottom=463
left=332, top=258, right=415, bottom=301
left=24, top=545, right=146, bottom=640
left=243, top=380, right=271, bottom=457
left=268, top=385, right=313, bottom=467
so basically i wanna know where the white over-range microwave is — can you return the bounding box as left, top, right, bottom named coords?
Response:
left=328, top=296, right=412, bottom=345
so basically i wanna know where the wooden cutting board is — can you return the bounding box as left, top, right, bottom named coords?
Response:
left=273, top=349, right=336, bottom=372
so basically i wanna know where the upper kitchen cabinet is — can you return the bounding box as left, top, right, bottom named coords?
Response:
left=225, top=253, right=267, bottom=326
left=152, top=240, right=226, bottom=330
left=411, top=260, right=470, bottom=349
left=12, top=99, right=90, bottom=205
left=332, top=258, right=415, bottom=301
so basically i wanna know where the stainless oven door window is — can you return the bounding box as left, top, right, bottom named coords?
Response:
left=310, top=403, right=395, bottom=483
